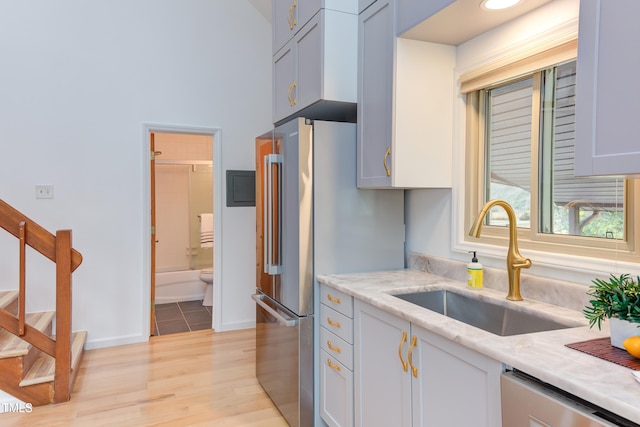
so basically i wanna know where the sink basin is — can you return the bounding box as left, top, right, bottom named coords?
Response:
left=393, top=290, right=577, bottom=336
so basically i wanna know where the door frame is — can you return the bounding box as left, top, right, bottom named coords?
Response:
left=142, top=123, right=222, bottom=336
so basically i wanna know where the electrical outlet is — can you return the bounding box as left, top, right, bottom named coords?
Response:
left=35, top=185, right=54, bottom=199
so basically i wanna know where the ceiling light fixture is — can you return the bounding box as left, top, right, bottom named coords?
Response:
left=481, top=0, right=522, bottom=10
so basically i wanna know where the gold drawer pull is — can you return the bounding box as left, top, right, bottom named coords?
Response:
left=327, top=293, right=341, bottom=304
left=327, top=317, right=341, bottom=328
left=398, top=331, right=408, bottom=372
left=408, top=335, right=418, bottom=378
left=327, top=340, right=342, bottom=353
left=327, top=358, right=341, bottom=372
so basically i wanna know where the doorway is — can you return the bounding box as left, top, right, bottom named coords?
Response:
left=144, top=124, right=221, bottom=337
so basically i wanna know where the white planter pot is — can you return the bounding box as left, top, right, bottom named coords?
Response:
left=609, top=317, right=640, bottom=349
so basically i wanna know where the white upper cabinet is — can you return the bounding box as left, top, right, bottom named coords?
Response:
left=575, top=0, right=640, bottom=176
left=396, top=0, right=455, bottom=36
left=357, top=0, right=455, bottom=188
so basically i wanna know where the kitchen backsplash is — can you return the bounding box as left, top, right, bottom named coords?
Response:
left=407, top=252, right=591, bottom=312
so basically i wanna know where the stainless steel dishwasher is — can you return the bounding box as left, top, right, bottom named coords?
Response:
left=501, top=370, right=639, bottom=427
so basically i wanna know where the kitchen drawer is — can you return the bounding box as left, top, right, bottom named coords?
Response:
left=320, top=304, right=353, bottom=344
left=320, top=349, right=354, bottom=427
left=320, top=284, right=353, bottom=318
left=321, top=326, right=353, bottom=370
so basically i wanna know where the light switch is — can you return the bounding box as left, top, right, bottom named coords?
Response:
left=35, top=185, right=54, bottom=199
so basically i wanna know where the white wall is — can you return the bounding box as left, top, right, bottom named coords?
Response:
left=404, top=0, right=634, bottom=285
left=0, top=0, right=272, bottom=348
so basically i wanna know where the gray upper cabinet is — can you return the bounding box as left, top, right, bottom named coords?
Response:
left=357, top=0, right=455, bottom=188
left=357, top=0, right=394, bottom=188
left=575, top=0, right=640, bottom=176
left=396, top=0, right=454, bottom=36
left=273, top=0, right=358, bottom=54
left=272, top=1, right=358, bottom=124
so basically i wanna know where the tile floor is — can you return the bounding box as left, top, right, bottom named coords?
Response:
left=154, top=300, right=212, bottom=336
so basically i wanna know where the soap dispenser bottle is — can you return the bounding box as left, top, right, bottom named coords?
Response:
left=467, top=251, right=483, bottom=289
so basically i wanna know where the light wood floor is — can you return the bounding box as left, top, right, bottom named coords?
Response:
left=0, top=329, right=289, bottom=426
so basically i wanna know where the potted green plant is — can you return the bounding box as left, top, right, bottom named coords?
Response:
left=583, top=273, right=640, bottom=349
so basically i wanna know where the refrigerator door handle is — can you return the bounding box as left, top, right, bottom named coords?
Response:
left=264, top=153, right=283, bottom=275
left=252, top=294, right=298, bottom=327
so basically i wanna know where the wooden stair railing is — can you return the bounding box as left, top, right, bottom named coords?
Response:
left=0, top=199, right=83, bottom=403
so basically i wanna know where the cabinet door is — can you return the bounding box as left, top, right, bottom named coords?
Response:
left=410, top=326, right=502, bottom=427
left=273, top=41, right=296, bottom=124
left=273, top=0, right=299, bottom=54
left=575, top=0, right=640, bottom=176
left=320, top=349, right=354, bottom=427
left=357, top=0, right=394, bottom=188
left=295, top=12, right=322, bottom=112
left=297, top=0, right=323, bottom=31
left=354, top=300, right=411, bottom=427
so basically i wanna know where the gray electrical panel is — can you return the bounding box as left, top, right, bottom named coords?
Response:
left=226, top=170, right=255, bottom=207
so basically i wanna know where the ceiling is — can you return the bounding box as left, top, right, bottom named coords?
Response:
left=247, top=0, right=555, bottom=45
left=249, top=0, right=272, bottom=23
left=402, top=0, right=553, bottom=45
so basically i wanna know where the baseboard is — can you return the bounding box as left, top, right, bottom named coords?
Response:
left=84, top=333, right=148, bottom=350
left=215, top=319, right=255, bottom=332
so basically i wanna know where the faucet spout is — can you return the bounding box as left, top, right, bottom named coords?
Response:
left=468, top=199, right=531, bottom=301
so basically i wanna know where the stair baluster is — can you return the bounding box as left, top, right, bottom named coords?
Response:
left=18, top=222, right=26, bottom=336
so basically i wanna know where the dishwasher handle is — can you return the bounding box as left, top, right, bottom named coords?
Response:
left=252, top=294, right=298, bottom=327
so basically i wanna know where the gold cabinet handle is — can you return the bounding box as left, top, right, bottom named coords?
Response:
left=408, top=335, right=418, bottom=378
left=327, top=293, right=341, bottom=304
left=288, top=4, right=294, bottom=29
left=383, top=146, right=391, bottom=177
left=327, top=317, right=341, bottom=328
left=287, top=1, right=298, bottom=30
left=398, top=331, right=408, bottom=372
left=287, top=82, right=293, bottom=106
left=291, top=81, right=297, bottom=105
left=327, top=358, right=341, bottom=372
left=327, top=340, right=342, bottom=353
left=292, top=0, right=297, bottom=27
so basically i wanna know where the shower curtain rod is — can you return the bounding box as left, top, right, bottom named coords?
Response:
left=155, top=160, right=212, bottom=166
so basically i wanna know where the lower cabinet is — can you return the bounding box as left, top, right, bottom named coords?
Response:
left=320, top=285, right=354, bottom=427
left=354, top=299, right=503, bottom=427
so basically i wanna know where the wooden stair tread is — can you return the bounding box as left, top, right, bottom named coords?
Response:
left=0, top=311, right=55, bottom=359
left=0, top=290, right=18, bottom=310
left=20, top=331, right=87, bottom=387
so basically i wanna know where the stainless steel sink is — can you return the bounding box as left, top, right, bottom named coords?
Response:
left=393, top=289, right=578, bottom=336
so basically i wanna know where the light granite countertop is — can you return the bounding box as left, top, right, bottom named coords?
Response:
left=317, top=267, right=640, bottom=425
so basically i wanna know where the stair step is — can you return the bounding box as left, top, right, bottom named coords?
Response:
left=20, top=331, right=87, bottom=387
left=0, top=290, right=19, bottom=312
left=0, top=311, right=55, bottom=359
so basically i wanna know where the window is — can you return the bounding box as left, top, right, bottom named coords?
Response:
left=464, top=47, right=639, bottom=261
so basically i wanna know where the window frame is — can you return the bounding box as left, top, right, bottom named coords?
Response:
left=463, top=57, right=640, bottom=262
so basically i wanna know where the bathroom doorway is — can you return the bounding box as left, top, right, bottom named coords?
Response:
left=149, top=129, right=217, bottom=336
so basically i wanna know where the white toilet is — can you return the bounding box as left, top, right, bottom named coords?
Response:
left=200, top=268, right=213, bottom=306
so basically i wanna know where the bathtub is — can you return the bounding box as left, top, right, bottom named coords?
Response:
left=155, top=269, right=206, bottom=304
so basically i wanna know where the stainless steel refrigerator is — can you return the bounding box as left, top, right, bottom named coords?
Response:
left=253, top=117, right=404, bottom=426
